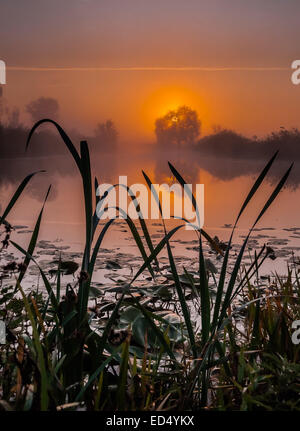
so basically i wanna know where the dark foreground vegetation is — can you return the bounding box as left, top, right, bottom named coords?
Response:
left=0, top=120, right=299, bottom=411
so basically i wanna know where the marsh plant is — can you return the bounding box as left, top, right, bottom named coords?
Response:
left=0, top=119, right=299, bottom=411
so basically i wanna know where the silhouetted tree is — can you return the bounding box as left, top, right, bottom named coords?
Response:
left=26, top=97, right=59, bottom=123
left=155, top=105, right=201, bottom=150
left=94, top=120, right=118, bottom=148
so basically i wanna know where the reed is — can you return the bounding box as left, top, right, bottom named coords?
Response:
left=0, top=120, right=298, bottom=411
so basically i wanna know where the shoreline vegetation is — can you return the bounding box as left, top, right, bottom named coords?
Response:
left=0, top=120, right=299, bottom=411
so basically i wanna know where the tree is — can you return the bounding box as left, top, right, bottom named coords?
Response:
left=26, top=97, right=59, bottom=123
left=94, top=120, right=118, bottom=148
left=155, top=105, right=201, bottom=150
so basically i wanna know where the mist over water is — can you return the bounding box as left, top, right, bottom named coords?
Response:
left=1, top=145, right=299, bottom=230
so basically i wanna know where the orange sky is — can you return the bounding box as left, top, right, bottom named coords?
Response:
left=1, top=0, right=300, bottom=142
left=3, top=67, right=299, bottom=142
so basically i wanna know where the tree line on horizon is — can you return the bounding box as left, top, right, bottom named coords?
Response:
left=154, top=105, right=300, bottom=162
left=0, top=95, right=118, bottom=159
left=1, top=94, right=300, bottom=163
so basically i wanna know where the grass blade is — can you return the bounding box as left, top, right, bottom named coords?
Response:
left=0, top=171, right=44, bottom=225
left=11, top=241, right=59, bottom=313
left=26, top=119, right=81, bottom=172
left=17, top=282, right=49, bottom=410
left=212, top=152, right=281, bottom=331
left=166, top=241, right=197, bottom=357
left=16, top=185, right=51, bottom=286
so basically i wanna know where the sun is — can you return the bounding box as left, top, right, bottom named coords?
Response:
left=140, top=85, right=209, bottom=137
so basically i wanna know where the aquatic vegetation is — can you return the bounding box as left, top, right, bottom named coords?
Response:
left=0, top=120, right=299, bottom=411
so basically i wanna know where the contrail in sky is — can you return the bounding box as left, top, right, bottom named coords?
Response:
left=7, top=66, right=290, bottom=72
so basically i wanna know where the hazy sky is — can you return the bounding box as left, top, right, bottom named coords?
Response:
left=1, top=0, right=300, bottom=140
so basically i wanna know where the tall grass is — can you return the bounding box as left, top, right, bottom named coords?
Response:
left=0, top=119, right=298, bottom=411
